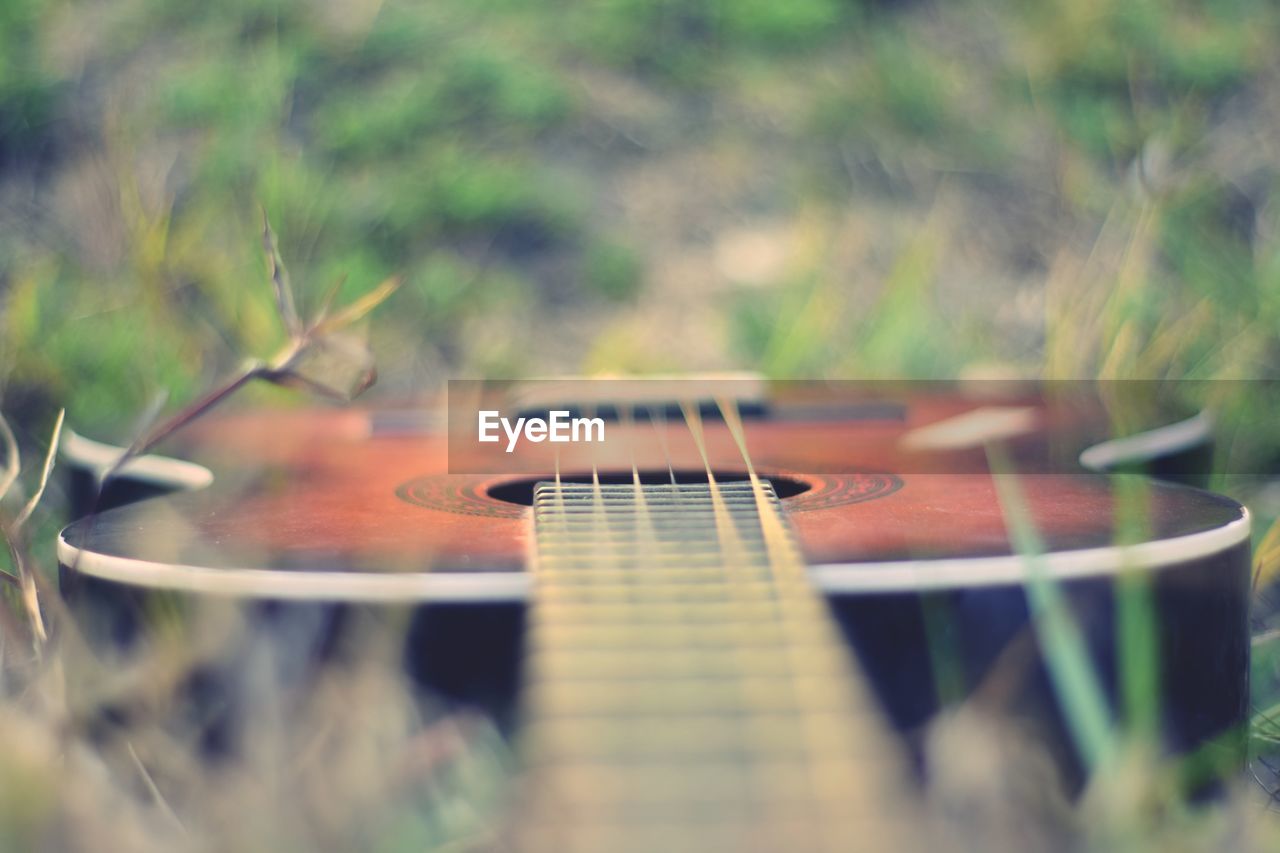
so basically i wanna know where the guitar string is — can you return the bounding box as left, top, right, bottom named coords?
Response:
left=640, top=403, right=841, bottom=836
left=678, top=400, right=835, bottom=841
left=643, top=401, right=798, bottom=840
left=523, top=399, right=912, bottom=849
left=546, top=403, right=786, bottom=841
left=648, top=405, right=678, bottom=486
left=671, top=406, right=786, bottom=840
left=715, top=396, right=915, bottom=846
left=550, top=401, right=626, bottom=838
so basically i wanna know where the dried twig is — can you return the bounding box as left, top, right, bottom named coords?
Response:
left=59, top=209, right=403, bottom=653
left=97, top=213, right=399, bottom=482
left=311, top=275, right=402, bottom=337
left=262, top=209, right=301, bottom=338
left=127, top=741, right=187, bottom=835
left=3, top=539, right=45, bottom=647
left=65, top=214, right=401, bottom=653
left=0, top=409, right=65, bottom=648
left=314, top=273, right=349, bottom=325
left=15, top=409, right=64, bottom=529
left=0, top=411, right=19, bottom=502
left=102, top=361, right=263, bottom=480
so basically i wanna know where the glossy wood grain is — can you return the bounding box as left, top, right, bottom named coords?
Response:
left=61, top=388, right=1243, bottom=582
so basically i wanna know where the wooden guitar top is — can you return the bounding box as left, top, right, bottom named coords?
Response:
left=58, top=386, right=1248, bottom=601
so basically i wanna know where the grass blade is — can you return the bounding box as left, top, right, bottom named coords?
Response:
left=14, top=408, right=64, bottom=529
left=0, top=412, right=18, bottom=502
left=262, top=210, right=302, bottom=337
left=987, top=442, right=1115, bottom=773
left=313, top=275, right=401, bottom=336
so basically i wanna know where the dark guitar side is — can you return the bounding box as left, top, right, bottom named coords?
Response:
left=57, top=388, right=1252, bottom=790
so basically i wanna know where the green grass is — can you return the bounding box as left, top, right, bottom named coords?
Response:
left=3, top=0, right=1278, bottom=423
left=3, top=0, right=1280, bottom=847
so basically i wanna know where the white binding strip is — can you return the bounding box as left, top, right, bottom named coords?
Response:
left=811, top=509, right=1249, bottom=592
left=1079, top=411, right=1213, bottom=471
left=56, top=535, right=530, bottom=602
left=58, top=508, right=1249, bottom=602
left=899, top=406, right=1038, bottom=451
left=61, top=430, right=215, bottom=491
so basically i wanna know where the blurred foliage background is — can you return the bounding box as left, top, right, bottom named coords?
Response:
left=1, top=0, right=1278, bottom=437
left=2, top=2, right=1280, bottom=847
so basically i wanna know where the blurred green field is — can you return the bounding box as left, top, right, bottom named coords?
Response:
left=2, top=0, right=1278, bottom=434
left=3, top=0, right=1280, bottom=849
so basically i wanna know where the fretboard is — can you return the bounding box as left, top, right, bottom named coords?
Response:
left=513, top=479, right=915, bottom=851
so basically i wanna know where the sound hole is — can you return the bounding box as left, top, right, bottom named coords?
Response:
left=486, top=470, right=811, bottom=507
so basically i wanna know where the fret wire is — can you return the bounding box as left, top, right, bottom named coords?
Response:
left=525, top=648, right=850, bottom=679
left=715, top=398, right=887, bottom=844
left=516, top=457, right=915, bottom=850
left=676, top=403, right=805, bottom=829
left=529, top=615, right=843, bottom=645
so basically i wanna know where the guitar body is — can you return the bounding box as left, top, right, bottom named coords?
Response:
left=58, top=383, right=1251, bottom=820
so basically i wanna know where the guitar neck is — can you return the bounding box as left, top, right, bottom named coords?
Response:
left=513, top=479, right=915, bottom=851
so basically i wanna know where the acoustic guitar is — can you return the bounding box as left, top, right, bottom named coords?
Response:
left=57, top=379, right=1251, bottom=850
